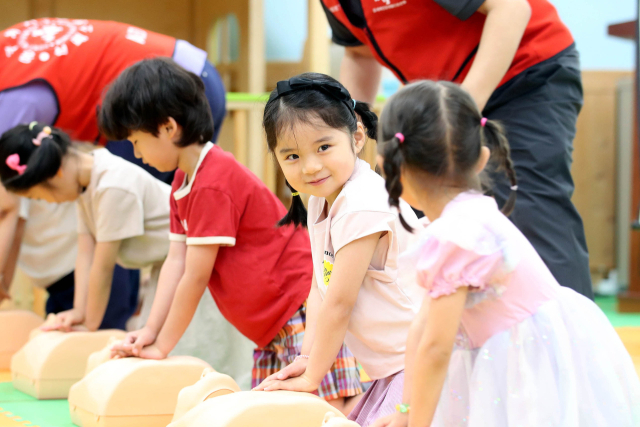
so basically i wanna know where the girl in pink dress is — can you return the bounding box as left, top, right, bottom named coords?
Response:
left=373, top=80, right=640, bottom=427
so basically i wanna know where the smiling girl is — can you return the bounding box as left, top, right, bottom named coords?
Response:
left=254, top=73, right=424, bottom=426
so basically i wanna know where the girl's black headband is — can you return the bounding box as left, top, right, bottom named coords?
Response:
left=274, top=77, right=356, bottom=117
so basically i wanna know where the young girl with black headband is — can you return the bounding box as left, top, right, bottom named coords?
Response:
left=254, top=73, right=424, bottom=426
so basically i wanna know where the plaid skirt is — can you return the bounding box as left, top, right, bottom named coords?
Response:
left=252, top=304, right=363, bottom=401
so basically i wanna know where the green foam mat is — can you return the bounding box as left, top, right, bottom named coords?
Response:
left=0, top=383, right=74, bottom=427
left=595, top=296, right=640, bottom=327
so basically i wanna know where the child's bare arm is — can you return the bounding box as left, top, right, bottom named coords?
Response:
left=402, top=295, right=430, bottom=405
left=84, top=240, right=122, bottom=330
left=142, top=244, right=219, bottom=359
left=408, top=288, right=467, bottom=426
left=301, top=276, right=321, bottom=356
left=260, top=232, right=381, bottom=392
left=111, top=241, right=187, bottom=358
left=462, top=0, right=532, bottom=111
left=305, top=232, right=382, bottom=383
left=41, top=233, right=95, bottom=331
left=143, top=242, right=187, bottom=332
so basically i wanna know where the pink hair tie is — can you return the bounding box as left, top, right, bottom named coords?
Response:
left=395, top=132, right=405, bottom=143
left=32, top=126, right=52, bottom=146
left=6, top=154, right=26, bottom=175
left=480, top=117, right=488, bottom=127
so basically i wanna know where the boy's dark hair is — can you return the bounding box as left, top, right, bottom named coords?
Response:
left=263, top=72, right=378, bottom=228
left=379, top=80, right=517, bottom=231
left=99, top=57, right=214, bottom=147
left=0, top=123, right=70, bottom=191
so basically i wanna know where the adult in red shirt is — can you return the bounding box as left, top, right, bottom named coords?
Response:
left=0, top=18, right=225, bottom=330
left=322, top=0, right=592, bottom=299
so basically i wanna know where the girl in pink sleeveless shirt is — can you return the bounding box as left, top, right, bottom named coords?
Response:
left=373, top=81, right=640, bottom=427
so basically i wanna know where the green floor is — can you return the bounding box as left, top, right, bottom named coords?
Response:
left=0, top=382, right=74, bottom=427
left=596, top=296, right=640, bottom=327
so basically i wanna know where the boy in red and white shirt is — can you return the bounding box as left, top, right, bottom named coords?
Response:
left=100, top=58, right=362, bottom=412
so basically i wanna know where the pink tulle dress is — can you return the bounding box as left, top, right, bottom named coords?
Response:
left=399, top=191, right=640, bottom=426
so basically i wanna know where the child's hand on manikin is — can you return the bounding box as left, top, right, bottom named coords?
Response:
left=259, top=372, right=320, bottom=393
left=40, top=308, right=86, bottom=332
left=253, top=356, right=308, bottom=390
left=110, top=325, right=158, bottom=358
left=133, top=343, right=167, bottom=360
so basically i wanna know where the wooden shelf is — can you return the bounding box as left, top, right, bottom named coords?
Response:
left=608, top=20, right=637, bottom=41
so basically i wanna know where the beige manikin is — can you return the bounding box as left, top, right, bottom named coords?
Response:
left=168, top=370, right=352, bottom=427
left=0, top=310, right=43, bottom=369
left=11, top=329, right=126, bottom=399
left=172, top=368, right=242, bottom=421
left=68, top=351, right=211, bottom=427
left=322, top=413, right=361, bottom=427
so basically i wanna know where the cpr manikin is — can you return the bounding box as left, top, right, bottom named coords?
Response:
left=168, top=369, right=350, bottom=427
left=11, top=328, right=126, bottom=399
left=68, top=347, right=211, bottom=427
left=0, top=310, right=43, bottom=369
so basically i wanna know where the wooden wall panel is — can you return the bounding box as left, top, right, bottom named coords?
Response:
left=53, top=0, right=193, bottom=42
left=573, top=71, right=633, bottom=278
left=0, top=1, right=30, bottom=31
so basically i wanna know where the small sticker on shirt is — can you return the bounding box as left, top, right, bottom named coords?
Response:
left=323, top=260, right=333, bottom=287
left=323, top=250, right=334, bottom=287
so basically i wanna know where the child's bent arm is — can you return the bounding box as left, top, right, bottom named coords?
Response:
left=409, top=287, right=467, bottom=427
left=84, top=240, right=122, bottom=331
left=151, top=244, right=219, bottom=358
left=144, top=241, right=187, bottom=334
left=304, top=232, right=382, bottom=385
left=461, top=0, right=531, bottom=111
left=402, top=295, right=430, bottom=405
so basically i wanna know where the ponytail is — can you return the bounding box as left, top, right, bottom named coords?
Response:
left=277, top=180, right=308, bottom=228
left=354, top=100, right=378, bottom=140
left=481, top=118, right=517, bottom=216
left=382, top=134, right=413, bottom=232
left=0, top=122, right=70, bottom=192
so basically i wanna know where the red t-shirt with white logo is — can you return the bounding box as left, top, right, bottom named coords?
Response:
left=169, top=143, right=312, bottom=347
left=0, top=18, right=176, bottom=143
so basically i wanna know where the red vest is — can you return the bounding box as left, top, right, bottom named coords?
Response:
left=0, top=18, right=176, bottom=143
left=322, top=0, right=574, bottom=86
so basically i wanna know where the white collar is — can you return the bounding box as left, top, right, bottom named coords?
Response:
left=173, top=142, right=214, bottom=200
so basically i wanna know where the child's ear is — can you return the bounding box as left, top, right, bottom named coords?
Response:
left=161, top=117, right=181, bottom=141
left=353, top=122, right=367, bottom=154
